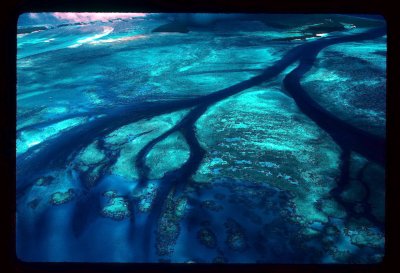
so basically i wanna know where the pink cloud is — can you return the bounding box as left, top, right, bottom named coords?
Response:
left=51, top=12, right=147, bottom=23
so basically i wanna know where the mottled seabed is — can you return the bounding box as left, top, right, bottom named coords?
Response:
left=16, top=13, right=386, bottom=263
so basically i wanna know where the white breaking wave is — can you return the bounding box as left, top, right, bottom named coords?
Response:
left=68, top=26, right=114, bottom=48
left=89, top=34, right=147, bottom=45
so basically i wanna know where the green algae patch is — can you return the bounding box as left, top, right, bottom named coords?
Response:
left=101, top=196, right=131, bottom=221
left=49, top=189, right=76, bottom=205
left=106, top=109, right=189, bottom=181
left=146, top=132, right=190, bottom=180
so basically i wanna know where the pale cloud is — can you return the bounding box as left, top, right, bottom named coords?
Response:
left=28, top=13, right=39, bottom=19
left=51, top=12, right=147, bottom=23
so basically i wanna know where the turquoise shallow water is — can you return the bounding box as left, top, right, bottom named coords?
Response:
left=16, top=13, right=386, bottom=263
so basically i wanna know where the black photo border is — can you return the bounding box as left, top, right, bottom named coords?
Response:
left=2, top=1, right=399, bottom=273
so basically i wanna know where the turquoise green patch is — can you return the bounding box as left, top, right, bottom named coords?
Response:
left=146, top=132, right=190, bottom=179
left=78, top=141, right=106, bottom=165
left=49, top=189, right=76, bottom=205
left=107, top=109, right=189, bottom=180
left=101, top=197, right=131, bottom=221
left=17, top=117, right=86, bottom=154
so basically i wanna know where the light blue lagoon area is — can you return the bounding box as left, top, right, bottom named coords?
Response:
left=17, top=13, right=386, bottom=263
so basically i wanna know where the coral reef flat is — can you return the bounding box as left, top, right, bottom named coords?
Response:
left=16, top=13, right=386, bottom=263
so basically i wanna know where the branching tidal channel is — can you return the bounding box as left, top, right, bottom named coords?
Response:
left=17, top=27, right=386, bottom=261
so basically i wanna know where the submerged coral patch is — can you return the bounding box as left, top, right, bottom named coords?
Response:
left=49, top=189, right=76, bottom=205
left=197, top=227, right=217, bottom=248
left=101, top=196, right=131, bottom=221
left=146, top=132, right=190, bottom=179
left=105, top=110, right=189, bottom=181
left=224, top=218, right=248, bottom=252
